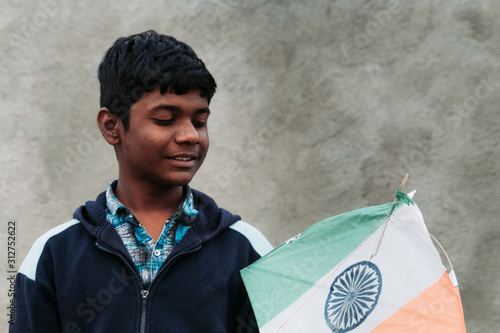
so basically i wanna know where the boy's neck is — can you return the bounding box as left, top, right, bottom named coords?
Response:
left=114, top=178, right=185, bottom=241
left=114, top=178, right=184, bottom=217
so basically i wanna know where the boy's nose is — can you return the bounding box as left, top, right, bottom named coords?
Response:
left=175, top=122, right=200, bottom=145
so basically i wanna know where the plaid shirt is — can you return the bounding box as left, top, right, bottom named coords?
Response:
left=105, top=181, right=198, bottom=288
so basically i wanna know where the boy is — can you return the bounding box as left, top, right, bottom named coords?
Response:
left=11, top=30, right=272, bottom=332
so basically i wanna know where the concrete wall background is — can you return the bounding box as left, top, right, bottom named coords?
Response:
left=1, top=0, right=499, bottom=331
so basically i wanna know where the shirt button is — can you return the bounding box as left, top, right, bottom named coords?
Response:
left=154, top=249, right=161, bottom=257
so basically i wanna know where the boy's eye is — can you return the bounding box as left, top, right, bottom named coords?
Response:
left=193, top=120, right=206, bottom=128
left=153, top=119, right=174, bottom=126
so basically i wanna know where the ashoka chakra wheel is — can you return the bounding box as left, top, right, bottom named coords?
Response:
left=324, top=261, right=382, bottom=332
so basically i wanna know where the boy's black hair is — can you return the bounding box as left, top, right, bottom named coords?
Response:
left=98, top=30, right=216, bottom=129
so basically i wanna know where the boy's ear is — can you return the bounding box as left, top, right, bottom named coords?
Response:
left=97, top=107, right=121, bottom=145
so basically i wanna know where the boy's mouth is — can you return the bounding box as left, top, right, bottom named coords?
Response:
left=167, top=153, right=199, bottom=164
left=172, top=157, right=194, bottom=161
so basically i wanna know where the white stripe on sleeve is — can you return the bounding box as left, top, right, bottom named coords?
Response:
left=229, top=220, right=273, bottom=257
left=18, top=219, right=80, bottom=281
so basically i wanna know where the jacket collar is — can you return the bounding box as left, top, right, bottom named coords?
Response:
left=73, top=189, right=241, bottom=256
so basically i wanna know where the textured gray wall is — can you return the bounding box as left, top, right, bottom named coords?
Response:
left=1, top=0, right=499, bottom=331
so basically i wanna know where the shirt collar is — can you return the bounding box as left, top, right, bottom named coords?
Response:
left=105, top=180, right=198, bottom=226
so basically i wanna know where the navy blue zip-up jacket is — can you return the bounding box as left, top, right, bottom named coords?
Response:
left=10, top=189, right=272, bottom=333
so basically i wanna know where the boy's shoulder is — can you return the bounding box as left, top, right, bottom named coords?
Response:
left=18, top=219, right=82, bottom=281
left=191, top=188, right=273, bottom=255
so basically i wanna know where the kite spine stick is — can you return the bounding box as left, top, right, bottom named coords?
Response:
left=389, top=172, right=409, bottom=215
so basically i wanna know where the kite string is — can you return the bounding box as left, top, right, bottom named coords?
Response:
left=371, top=173, right=409, bottom=259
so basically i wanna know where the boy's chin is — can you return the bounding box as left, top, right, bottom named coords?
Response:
left=156, top=174, right=196, bottom=188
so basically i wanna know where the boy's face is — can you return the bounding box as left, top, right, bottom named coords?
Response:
left=117, top=87, right=210, bottom=189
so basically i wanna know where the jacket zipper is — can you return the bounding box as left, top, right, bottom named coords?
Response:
left=140, top=290, right=149, bottom=333
left=95, top=241, right=201, bottom=333
left=95, top=242, right=148, bottom=333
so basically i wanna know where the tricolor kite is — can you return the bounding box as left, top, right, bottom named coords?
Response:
left=241, top=189, right=466, bottom=332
